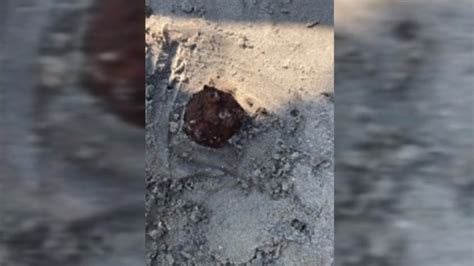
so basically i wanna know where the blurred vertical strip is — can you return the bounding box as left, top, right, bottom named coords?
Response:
left=1, top=0, right=144, bottom=265
left=0, top=2, right=5, bottom=263
left=335, top=0, right=474, bottom=265
left=0, top=1, right=6, bottom=263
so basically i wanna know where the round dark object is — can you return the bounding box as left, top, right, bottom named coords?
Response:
left=81, top=0, right=144, bottom=127
left=184, top=85, right=246, bottom=148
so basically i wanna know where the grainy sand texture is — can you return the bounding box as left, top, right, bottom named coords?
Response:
left=145, top=0, right=334, bottom=265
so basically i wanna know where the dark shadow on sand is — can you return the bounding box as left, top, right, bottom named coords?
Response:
left=147, top=0, right=333, bottom=26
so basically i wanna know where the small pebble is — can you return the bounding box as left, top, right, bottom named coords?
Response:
left=272, top=151, right=281, bottom=160
left=169, top=122, right=179, bottom=133
left=148, top=229, right=160, bottom=239
left=253, top=169, right=262, bottom=177
left=291, top=152, right=300, bottom=160
left=306, top=20, right=320, bottom=28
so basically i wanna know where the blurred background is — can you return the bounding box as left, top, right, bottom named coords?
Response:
left=1, top=0, right=144, bottom=265
left=335, top=0, right=473, bottom=265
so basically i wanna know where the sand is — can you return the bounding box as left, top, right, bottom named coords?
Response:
left=145, top=0, right=334, bottom=265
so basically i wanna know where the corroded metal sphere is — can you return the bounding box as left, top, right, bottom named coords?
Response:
left=184, top=85, right=246, bottom=148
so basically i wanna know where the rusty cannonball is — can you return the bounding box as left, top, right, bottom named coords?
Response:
left=184, top=85, right=246, bottom=148
left=81, top=0, right=144, bottom=127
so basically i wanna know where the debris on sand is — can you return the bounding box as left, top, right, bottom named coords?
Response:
left=184, top=85, right=246, bottom=148
left=306, top=20, right=320, bottom=28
